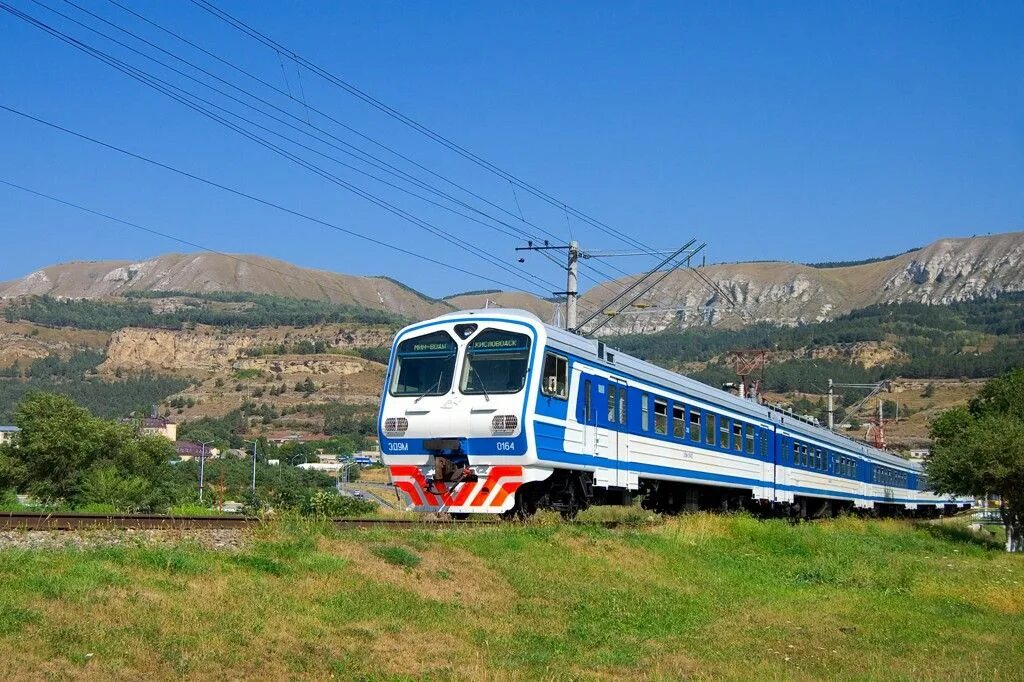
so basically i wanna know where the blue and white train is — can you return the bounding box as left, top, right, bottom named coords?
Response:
left=378, top=309, right=971, bottom=518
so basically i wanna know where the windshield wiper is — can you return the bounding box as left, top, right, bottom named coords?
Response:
left=414, top=371, right=445, bottom=403
left=469, top=363, right=490, bottom=402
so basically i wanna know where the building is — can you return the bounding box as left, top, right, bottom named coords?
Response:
left=0, top=426, right=20, bottom=446
left=908, top=449, right=930, bottom=463
left=121, top=417, right=177, bottom=441
left=352, top=449, right=382, bottom=464
left=174, top=441, right=220, bottom=462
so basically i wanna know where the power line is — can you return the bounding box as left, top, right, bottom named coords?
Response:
left=94, top=0, right=635, bottom=290
left=61, top=0, right=549, bottom=247
left=190, top=0, right=667, bottom=259
left=102, top=0, right=565, bottom=248
left=0, top=103, right=550, bottom=295
left=0, top=178, right=404, bottom=312
left=2, top=2, right=561, bottom=297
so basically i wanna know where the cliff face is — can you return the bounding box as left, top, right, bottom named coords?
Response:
left=878, top=233, right=1024, bottom=304
left=98, top=324, right=394, bottom=376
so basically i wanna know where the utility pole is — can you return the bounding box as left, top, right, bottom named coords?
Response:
left=515, top=240, right=580, bottom=330
left=515, top=239, right=702, bottom=334
left=245, top=439, right=258, bottom=493
left=198, top=440, right=214, bottom=503
left=827, top=379, right=834, bottom=430
left=826, top=379, right=893, bottom=442
left=566, top=240, right=579, bottom=330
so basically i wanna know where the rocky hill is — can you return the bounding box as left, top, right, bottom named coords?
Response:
left=582, top=232, right=1024, bottom=334
left=0, top=253, right=449, bottom=321
left=2, top=232, right=1022, bottom=334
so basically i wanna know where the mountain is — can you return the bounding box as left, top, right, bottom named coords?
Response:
left=2, top=232, right=1022, bottom=333
left=582, top=232, right=1024, bottom=334
left=0, top=253, right=450, bottom=321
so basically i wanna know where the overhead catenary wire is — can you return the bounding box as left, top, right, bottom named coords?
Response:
left=189, top=0, right=668, bottom=260
left=102, top=0, right=595, bottom=252
left=93, top=0, right=637, bottom=290
left=1, top=3, right=563, bottom=298
left=58, top=0, right=553, bottom=247
left=21, top=0, right=627, bottom=294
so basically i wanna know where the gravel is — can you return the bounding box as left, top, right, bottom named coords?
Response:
left=0, top=528, right=250, bottom=551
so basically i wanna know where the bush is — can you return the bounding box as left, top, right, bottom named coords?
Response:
left=300, top=490, right=376, bottom=518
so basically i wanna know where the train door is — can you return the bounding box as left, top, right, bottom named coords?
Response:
left=592, top=379, right=617, bottom=487
left=580, top=378, right=596, bottom=454
left=612, top=379, right=631, bottom=487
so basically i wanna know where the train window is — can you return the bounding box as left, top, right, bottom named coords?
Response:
left=792, top=441, right=800, bottom=465
left=745, top=425, right=755, bottom=454
left=760, top=432, right=768, bottom=457
left=460, top=329, right=532, bottom=395
left=800, top=444, right=808, bottom=467
left=690, top=410, right=701, bottom=441
left=732, top=423, right=743, bottom=451
left=607, top=384, right=617, bottom=423
left=390, top=330, right=457, bottom=397
left=673, top=405, right=686, bottom=439
left=583, top=380, right=592, bottom=422
left=541, top=352, right=569, bottom=399
left=641, top=393, right=650, bottom=431
left=619, top=386, right=627, bottom=425
left=719, top=417, right=730, bottom=449
left=705, top=413, right=715, bottom=445
left=654, top=399, right=668, bottom=435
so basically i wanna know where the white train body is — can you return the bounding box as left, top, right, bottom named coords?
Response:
left=378, top=309, right=971, bottom=516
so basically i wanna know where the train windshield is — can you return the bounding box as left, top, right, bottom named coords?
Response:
left=460, top=329, right=532, bottom=395
left=390, top=330, right=458, bottom=397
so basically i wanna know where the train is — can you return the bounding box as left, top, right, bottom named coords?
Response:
left=378, top=309, right=972, bottom=518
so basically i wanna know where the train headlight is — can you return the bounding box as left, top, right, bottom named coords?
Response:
left=491, top=414, right=518, bottom=434
left=384, top=417, right=409, bottom=436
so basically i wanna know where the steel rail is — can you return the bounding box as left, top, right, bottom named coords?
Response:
left=0, top=512, right=498, bottom=531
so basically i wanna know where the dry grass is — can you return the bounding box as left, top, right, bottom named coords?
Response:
left=0, top=514, right=1020, bottom=680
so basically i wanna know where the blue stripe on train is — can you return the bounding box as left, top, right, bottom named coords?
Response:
left=534, top=421, right=954, bottom=506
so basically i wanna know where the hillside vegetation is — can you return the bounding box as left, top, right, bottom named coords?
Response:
left=0, top=351, right=188, bottom=423
left=608, top=295, right=1024, bottom=394
left=4, top=292, right=404, bottom=331
left=0, top=515, right=1019, bottom=679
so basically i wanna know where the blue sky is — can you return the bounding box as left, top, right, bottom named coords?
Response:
left=1, top=1, right=1021, bottom=298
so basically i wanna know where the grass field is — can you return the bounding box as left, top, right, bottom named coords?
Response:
left=0, top=514, right=1021, bottom=680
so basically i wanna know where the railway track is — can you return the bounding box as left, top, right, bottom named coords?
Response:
left=0, top=512, right=497, bottom=531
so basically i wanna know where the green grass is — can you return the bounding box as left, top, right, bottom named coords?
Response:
left=0, top=515, right=1020, bottom=679
left=371, top=544, right=422, bottom=568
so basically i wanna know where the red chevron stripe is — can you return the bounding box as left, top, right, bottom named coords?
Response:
left=393, top=480, right=424, bottom=507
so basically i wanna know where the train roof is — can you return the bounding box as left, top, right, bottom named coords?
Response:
left=420, top=308, right=919, bottom=472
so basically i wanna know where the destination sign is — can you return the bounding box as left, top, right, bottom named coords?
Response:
left=409, top=341, right=455, bottom=353
left=399, top=332, right=456, bottom=355
left=468, top=332, right=530, bottom=353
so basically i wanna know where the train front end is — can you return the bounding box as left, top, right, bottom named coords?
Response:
left=378, top=310, right=548, bottom=515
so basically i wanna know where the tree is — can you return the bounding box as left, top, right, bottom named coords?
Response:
left=5, top=392, right=176, bottom=508
left=927, top=368, right=1024, bottom=552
